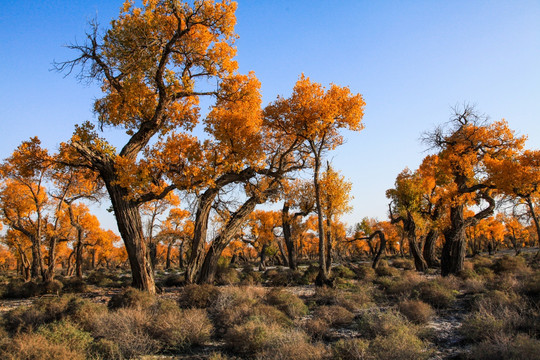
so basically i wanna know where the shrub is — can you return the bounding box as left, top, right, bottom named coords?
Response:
left=37, top=320, right=93, bottom=354
left=0, top=332, right=86, bottom=360
left=302, top=264, right=320, bottom=284
left=62, top=278, right=88, bottom=293
left=241, top=270, right=263, bottom=285
left=460, top=307, right=512, bottom=342
left=89, top=307, right=158, bottom=359
left=3, top=280, right=42, bottom=299
left=65, top=297, right=108, bottom=331
left=3, top=296, right=73, bottom=333
left=492, top=255, right=531, bottom=275
left=375, top=264, right=400, bottom=277
left=266, top=268, right=304, bottom=286
left=369, top=329, right=431, bottom=360
left=148, top=300, right=213, bottom=350
left=108, top=287, right=156, bottom=310
left=216, top=266, right=240, bottom=285
left=266, top=288, right=308, bottom=319
left=303, top=318, right=332, bottom=339
left=392, top=258, right=415, bottom=270
left=225, top=319, right=323, bottom=359
left=161, top=273, right=184, bottom=287
left=178, top=284, right=219, bottom=309
left=312, top=305, right=354, bottom=327
left=398, top=300, right=434, bottom=324
left=355, top=264, right=376, bottom=281
left=355, top=309, right=412, bottom=339
left=467, top=334, right=540, bottom=360
left=332, top=265, right=356, bottom=279
left=381, top=271, right=423, bottom=298
left=418, top=278, right=458, bottom=308
left=332, top=338, right=370, bottom=360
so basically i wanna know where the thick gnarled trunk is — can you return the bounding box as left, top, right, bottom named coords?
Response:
left=423, top=229, right=439, bottom=268
left=441, top=205, right=467, bottom=276
left=282, top=204, right=298, bottom=270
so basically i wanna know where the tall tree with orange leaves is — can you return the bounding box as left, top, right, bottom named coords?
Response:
left=422, top=105, right=525, bottom=275
left=56, top=0, right=256, bottom=293
left=264, top=75, right=365, bottom=285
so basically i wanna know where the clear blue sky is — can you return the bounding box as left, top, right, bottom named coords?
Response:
left=1, top=1, right=539, bottom=232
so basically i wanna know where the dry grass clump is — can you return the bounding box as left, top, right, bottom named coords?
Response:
left=391, top=258, right=415, bottom=270
left=216, top=266, right=240, bottom=285
left=65, top=298, right=108, bottom=332
left=0, top=332, right=86, bottom=360
left=36, top=320, right=93, bottom=355
left=462, top=277, right=486, bottom=294
left=368, top=328, right=432, bottom=360
left=302, top=264, right=320, bottom=284
left=61, top=278, right=89, bottom=293
left=492, top=255, right=531, bottom=276
left=380, top=271, right=424, bottom=299
left=241, top=266, right=263, bottom=285
left=375, top=263, right=400, bottom=277
left=355, top=309, right=413, bottom=339
left=312, top=305, right=355, bottom=327
left=108, top=287, right=156, bottom=310
left=3, top=295, right=74, bottom=333
left=147, top=300, right=213, bottom=350
left=398, top=300, right=434, bottom=324
left=2, top=280, right=43, bottom=299
left=311, top=285, right=373, bottom=312
left=225, top=319, right=326, bottom=360
left=332, top=265, right=357, bottom=279
left=331, top=338, right=370, bottom=360
left=418, top=277, right=459, bottom=308
left=266, top=288, right=308, bottom=319
left=266, top=268, right=304, bottom=286
left=354, top=264, right=376, bottom=281
left=467, top=334, right=540, bottom=360
left=89, top=307, right=159, bottom=358
left=178, top=284, right=220, bottom=308
left=161, top=273, right=185, bottom=287
left=522, top=272, right=540, bottom=301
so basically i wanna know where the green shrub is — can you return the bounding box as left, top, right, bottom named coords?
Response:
left=216, top=266, right=240, bottom=285
left=375, top=264, right=400, bottom=277
left=108, top=287, right=156, bottom=310
left=332, top=265, right=356, bottom=279
left=355, top=264, right=376, bottom=281
left=266, top=288, right=308, bottom=319
left=65, top=297, right=108, bottom=332
left=4, top=296, right=74, bottom=333
left=355, top=309, right=412, bottom=339
left=37, top=320, right=93, bottom=354
left=302, top=264, right=320, bottom=284
left=418, top=278, right=458, bottom=308
left=3, top=280, right=42, bottom=299
left=178, top=284, right=219, bottom=309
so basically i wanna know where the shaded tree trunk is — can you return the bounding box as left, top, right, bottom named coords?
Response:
left=441, top=205, right=467, bottom=276
left=166, top=242, right=173, bottom=270
left=259, top=243, right=269, bottom=271
left=282, top=204, right=298, bottom=270
left=277, top=239, right=289, bottom=267
left=313, top=156, right=331, bottom=286
left=371, top=231, right=387, bottom=269
left=423, top=229, right=439, bottom=268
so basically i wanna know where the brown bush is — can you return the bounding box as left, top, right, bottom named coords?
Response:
left=178, top=284, right=220, bottom=309
left=3, top=296, right=74, bottom=333
left=369, top=328, right=432, bottom=360
left=354, top=264, right=376, bottom=281
left=392, top=258, right=415, bottom=270
left=216, top=266, right=240, bottom=285
left=303, top=318, right=332, bottom=339
left=398, top=300, right=434, bottom=324
left=467, top=334, right=540, bottom=360
left=331, top=338, right=370, bottom=360
left=266, top=288, right=308, bottom=319
left=355, top=309, right=413, bottom=339
left=65, top=298, right=108, bottom=331
left=375, top=264, right=400, bottom=277
left=312, top=305, right=354, bottom=327
left=36, top=320, right=93, bottom=355
left=0, top=332, right=85, bottom=360
left=493, top=255, right=531, bottom=276
left=89, top=308, right=158, bottom=358
left=107, top=287, right=156, bottom=310
left=418, top=278, right=458, bottom=308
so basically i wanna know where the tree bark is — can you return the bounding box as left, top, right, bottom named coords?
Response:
left=313, top=155, right=331, bottom=286
left=282, top=204, right=298, bottom=270
left=423, top=229, right=439, bottom=268
left=371, top=231, right=386, bottom=269
left=166, top=242, right=172, bottom=269
left=105, top=179, right=156, bottom=293
left=441, top=205, right=467, bottom=276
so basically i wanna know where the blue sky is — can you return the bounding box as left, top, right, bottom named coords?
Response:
left=1, top=1, right=539, bottom=232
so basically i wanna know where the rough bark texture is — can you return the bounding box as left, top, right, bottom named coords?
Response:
left=441, top=205, right=467, bottom=276
left=282, top=203, right=298, bottom=270
left=423, top=229, right=439, bottom=268
left=371, top=230, right=387, bottom=269
left=313, top=157, right=331, bottom=286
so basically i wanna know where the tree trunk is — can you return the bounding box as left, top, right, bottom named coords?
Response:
left=166, top=242, right=172, bottom=269
left=423, top=229, right=439, bottom=268
left=277, top=239, right=289, bottom=267
left=441, top=205, right=467, bottom=276
left=186, top=188, right=219, bottom=283
left=313, top=156, right=331, bottom=286
left=526, top=196, right=540, bottom=249
left=371, top=230, right=386, bottom=269
left=197, top=194, right=264, bottom=284
left=91, top=249, right=96, bottom=269
left=325, top=216, right=332, bottom=273
left=282, top=204, right=298, bottom=270
left=106, top=180, right=156, bottom=293
left=178, top=241, right=184, bottom=269
left=75, top=232, right=84, bottom=279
